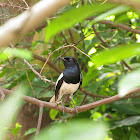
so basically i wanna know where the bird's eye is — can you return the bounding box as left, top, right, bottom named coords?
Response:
left=69, top=58, right=72, bottom=61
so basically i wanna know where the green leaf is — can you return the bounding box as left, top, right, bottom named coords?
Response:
left=24, top=128, right=37, bottom=136
left=45, top=4, right=116, bottom=41
left=2, top=48, right=32, bottom=60
left=118, top=69, right=140, bottom=97
left=49, top=109, right=59, bottom=120
left=0, top=85, right=26, bottom=139
left=89, top=5, right=130, bottom=25
left=110, top=116, right=140, bottom=130
left=0, top=53, right=9, bottom=60
left=112, top=101, right=140, bottom=115
left=129, top=132, right=139, bottom=140
left=11, top=123, right=22, bottom=135
left=31, top=120, right=107, bottom=140
left=93, top=43, right=140, bottom=66
left=82, top=67, right=98, bottom=87
left=0, top=69, right=6, bottom=78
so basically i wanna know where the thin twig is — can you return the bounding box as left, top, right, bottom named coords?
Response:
left=92, top=24, right=110, bottom=48
left=33, top=54, right=61, bottom=74
left=22, top=0, right=30, bottom=9
left=98, top=43, right=108, bottom=50
left=54, top=32, right=94, bottom=63
left=102, top=0, right=108, bottom=4
left=24, top=59, right=55, bottom=84
left=60, top=32, right=69, bottom=45
left=0, top=2, right=28, bottom=10
left=80, top=94, right=87, bottom=106
left=80, top=87, right=109, bottom=98
left=120, top=61, right=127, bottom=74
left=121, top=60, right=133, bottom=71
left=40, top=45, right=92, bottom=74
left=54, top=33, right=91, bottom=63
left=35, top=104, right=44, bottom=137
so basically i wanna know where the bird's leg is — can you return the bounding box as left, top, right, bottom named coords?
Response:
left=56, top=94, right=62, bottom=105
left=56, top=94, right=66, bottom=114
left=69, top=95, right=78, bottom=114
left=61, top=100, right=66, bottom=115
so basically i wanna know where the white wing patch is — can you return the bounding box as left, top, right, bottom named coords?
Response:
left=55, top=73, right=63, bottom=88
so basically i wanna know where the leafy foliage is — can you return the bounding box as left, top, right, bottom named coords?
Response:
left=1, top=0, right=140, bottom=140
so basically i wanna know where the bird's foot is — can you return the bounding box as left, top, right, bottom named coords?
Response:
left=62, top=104, right=66, bottom=115
left=56, top=99, right=66, bottom=115
left=56, top=101, right=61, bottom=105
left=73, top=105, right=78, bottom=114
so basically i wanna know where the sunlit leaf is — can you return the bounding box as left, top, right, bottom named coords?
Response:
left=118, top=69, right=140, bottom=97
left=49, top=109, right=59, bottom=120
left=1, top=48, right=32, bottom=60
left=45, top=4, right=116, bottom=41
left=93, top=43, right=140, bottom=66
left=31, top=120, right=107, bottom=140
left=0, top=53, right=9, bottom=60
left=11, top=123, right=22, bottom=135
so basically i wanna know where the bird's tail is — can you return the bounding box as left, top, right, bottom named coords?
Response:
left=49, top=95, right=55, bottom=103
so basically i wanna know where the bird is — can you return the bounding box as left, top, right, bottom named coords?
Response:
left=50, top=56, right=82, bottom=110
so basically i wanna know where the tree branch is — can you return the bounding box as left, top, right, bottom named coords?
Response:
left=0, top=0, right=72, bottom=47
left=1, top=87, right=140, bottom=115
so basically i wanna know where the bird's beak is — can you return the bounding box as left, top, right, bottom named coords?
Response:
left=58, top=57, right=65, bottom=61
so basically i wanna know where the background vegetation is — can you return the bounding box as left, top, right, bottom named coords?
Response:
left=0, top=0, right=140, bottom=139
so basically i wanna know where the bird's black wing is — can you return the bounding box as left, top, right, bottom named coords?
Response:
left=73, top=73, right=83, bottom=95
left=55, top=73, right=64, bottom=101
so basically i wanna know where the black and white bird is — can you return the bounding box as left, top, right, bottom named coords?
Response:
left=50, top=56, right=82, bottom=107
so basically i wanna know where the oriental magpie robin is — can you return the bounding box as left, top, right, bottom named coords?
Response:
left=50, top=56, right=82, bottom=108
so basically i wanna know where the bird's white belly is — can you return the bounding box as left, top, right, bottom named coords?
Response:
left=59, top=81, right=79, bottom=96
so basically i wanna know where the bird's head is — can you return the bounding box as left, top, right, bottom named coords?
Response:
left=58, top=56, right=78, bottom=68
